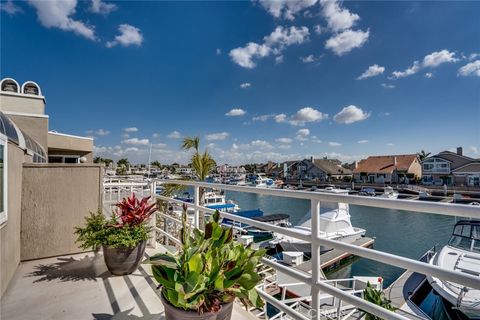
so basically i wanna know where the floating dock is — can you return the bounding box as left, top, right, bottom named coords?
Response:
left=320, top=237, right=375, bottom=271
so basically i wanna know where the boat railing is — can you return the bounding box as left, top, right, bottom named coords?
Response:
left=103, top=179, right=480, bottom=320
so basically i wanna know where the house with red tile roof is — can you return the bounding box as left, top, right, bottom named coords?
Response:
left=353, top=154, right=421, bottom=184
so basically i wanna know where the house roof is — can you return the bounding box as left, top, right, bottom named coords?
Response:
left=312, top=159, right=352, bottom=175
left=426, top=151, right=475, bottom=170
left=353, top=154, right=418, bottom=174
left=452, top=162, right=480, bottom=173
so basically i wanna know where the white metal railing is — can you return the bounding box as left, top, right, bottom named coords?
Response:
left=103, top=181, right=151, bottom=203
left=105, top=179, right=480, bottom=320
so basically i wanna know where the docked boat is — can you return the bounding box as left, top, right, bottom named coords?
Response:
left=379, top=186, right=399, bottom=199
left=358, top=187, right=376, bottom=196
left=274, top=187, right=366, bottom=253
left=243, top=213, right=291, bottom=239
left=251, top=174, right=274, bottom=188
left=427, top=220, right=480, bottom=319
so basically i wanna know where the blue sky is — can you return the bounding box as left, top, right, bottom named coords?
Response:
left=1, top=0, right=479, bottom=165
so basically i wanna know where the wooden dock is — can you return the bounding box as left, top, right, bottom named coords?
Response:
left=320, top=237, right=375, bottom=271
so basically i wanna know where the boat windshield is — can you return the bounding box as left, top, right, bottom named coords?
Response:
left=448, top=222, right=480, bottom=253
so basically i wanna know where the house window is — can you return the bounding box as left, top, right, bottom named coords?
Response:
left=0, top=134, right=7, bottom=225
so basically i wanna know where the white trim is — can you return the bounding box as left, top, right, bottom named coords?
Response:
left=0, top=78, right=20, bottom=94
left=0, top=134, right=7, bottom=226
left=48, top=131, right=94, bottom=141
left=2, top=111, right=49, bottom=119
left=21, top=81, right=42, bottom=96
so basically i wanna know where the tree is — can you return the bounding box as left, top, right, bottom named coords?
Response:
left=181, top=136, right=216, bottom=182
left=151, top=160, right=162, bottom=168
left=417, top=150, right=431, bottom=162
left=94, top=157, right=113, bottom=167
left=117, top=158, right=130, bottom=167
left=181, top=136, right=217, bottom=229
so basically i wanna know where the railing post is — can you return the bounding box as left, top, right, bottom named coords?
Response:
left=193, top=185, right=200, bottom=229
left=149, top=210, right=157, bottom=248
left=310, top=199, right=321, bottom=320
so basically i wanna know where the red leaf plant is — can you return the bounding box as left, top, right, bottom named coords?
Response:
left=113, top=194, right=157, bottom=228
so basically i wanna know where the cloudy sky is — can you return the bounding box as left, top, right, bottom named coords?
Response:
left=1, top=0, right=479, bottom=165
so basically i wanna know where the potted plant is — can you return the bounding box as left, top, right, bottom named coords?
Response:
left=146, top=205, right=266, bottom=320
left=75, top=194, right=157, bottom=275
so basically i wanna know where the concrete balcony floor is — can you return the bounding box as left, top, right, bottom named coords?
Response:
left=1, top=247, right=257, bottom=320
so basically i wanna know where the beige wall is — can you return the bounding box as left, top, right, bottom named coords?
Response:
left=6, top=114, right=49, bottom=151
left=48, top=132, right=93, bottom=154
left=0, top=93, right=45, bottom=115
left=0, top=143, right=26, bottom=296
left=408, top=159, right=422, bottom=178
left=20, top=164, right=103, bottom=261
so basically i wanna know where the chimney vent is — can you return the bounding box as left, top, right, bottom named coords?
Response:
left=457, top=147, right=463, bottom=156
left=394, top=156, right=397, bottom=166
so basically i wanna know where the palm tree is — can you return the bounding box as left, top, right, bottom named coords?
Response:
left=417, top=150, right=431, bottom=162
left=151, top=160, right=162, bottom=169
left=116, top=158, right=130, bottom=175
left=181, top=136, right=216, bottom=229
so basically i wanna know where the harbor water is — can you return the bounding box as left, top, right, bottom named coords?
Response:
left=225, top=190, right=456, bottom=287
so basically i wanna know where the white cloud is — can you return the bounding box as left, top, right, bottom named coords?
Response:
left=275, top=55, right=284, bottom=64
left=274, top=113, right=287, bottom=123
left=167, top=130, right=182, bottom=139
left=95, top=128, right=110, bottom=136
left=123, top=127, right=138, bottom=132
left=152, top=143, right=167, bottom=149
left=251, top=140, right=273, bottom=149
left=320, top=0, right=360, bottom=32
left=276, top=138, right=292, bottom=144
left=296, top=128, right=310, bottom=141
left=258, top=0, right=318, bottom=20
left=124, top=147, right=139, bottom=153
left=425, top=72, right=433, bottom=78
left=313, top=24, right=322, bottom=35
left=422, top=49, right=458, bottom=68
left=289, top=107, right=328, bottom=126
left=386, top=143, right=394, bottom=146
left=225, top=108, right=246, bottom=116
left=379, top=112, right=391, bottom=117
left=357, top=139, right=369, bottom=144
left=381, top=83, right=395, bottom=89
left=229, top=42, right=271, bottom=69
left=106, top=24, right=143, bottom=48
left=328, top=141, right=342, bottom=146
left=468, top=146, right=479, bottom=155
left=216, top=48, right=222, bottom=55
left=1, top=0, right=22, bottom=14
left=357, top=64, right=385, bottom=80
left=325, top=29, right=369, bottom=56
left=229, top=26, right=309, bottom=68
left=334, top=105, right=370, bottom=124
left=392, top=50, right=459, bottom=79
left=300, top=54, right=316, bottom=63
left=252, top=114, right=275, bottom=121
left=89, top=0, right=117, bottom=15
left=206, top=132, right=229, bottom=141
left=152, top=133, right=161, bottom=138
left=391, top=61, right=421, bottom=79
left=278, top=144, right=291, bottom=149
left=27, top=0, right=96, bottom=40
left=121, top=133, right=130, bottom=138
left=240, top=82, right=251, bottom=89
left=458, top=60, right=480, bottom=77
left=122, top=138, right=150, bottom=146
left=469, top=53, right=480, bottom=61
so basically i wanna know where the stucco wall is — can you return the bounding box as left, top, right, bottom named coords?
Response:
left=6, top=114, right=49, bottom=152
left=0, top=93, right=45, bottom=115
left=48, top=132, right=93, bottom=153
left=20, top=164, right=103, bottom=261
left=0, top=143, right=26, bottom=296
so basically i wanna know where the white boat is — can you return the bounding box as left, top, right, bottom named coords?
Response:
left=275, top=187, right=366, bottom=253
left=379, top=186, right=399, bottom=199
left=427, top=220, right=480, bottom=319
left=252, top=174, right=274, bottom=188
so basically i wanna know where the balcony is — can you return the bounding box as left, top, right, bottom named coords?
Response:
left=2, top=179, right=479, bottom=320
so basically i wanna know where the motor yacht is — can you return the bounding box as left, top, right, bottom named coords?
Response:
left=274, top=187, right=366, bottom=253
left=428, top=220, right=480, bottom=319
left=379, top=186, right=399, bottom=199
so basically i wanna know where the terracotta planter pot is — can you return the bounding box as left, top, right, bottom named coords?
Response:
left=160, top=290, right=233, bottom=320
left=102, top=240, right=146, bottom=276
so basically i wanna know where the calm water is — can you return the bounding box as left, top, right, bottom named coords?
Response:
left=225, top=190, right=456, bottom=287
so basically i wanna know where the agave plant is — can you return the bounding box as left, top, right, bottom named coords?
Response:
left=114, top=194, right=157, bottom=227
left=146, top=208, right=266, bottom=314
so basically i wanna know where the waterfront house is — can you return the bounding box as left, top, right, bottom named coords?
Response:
left=0, top=78, right=101, bottom=296
left=294, top=157, right=352, bottom=182
left=422, top=147, right=480, bottom=186
left=353, top=154, right=421, bottom=184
